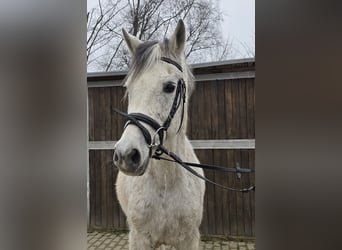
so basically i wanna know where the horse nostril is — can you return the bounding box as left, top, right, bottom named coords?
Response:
left=113, top=150, right=121, bottom=165
left=128, top=148, right=141, bottom=165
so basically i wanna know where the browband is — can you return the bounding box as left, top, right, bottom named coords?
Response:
left=160, top=57, right=183, bottom=72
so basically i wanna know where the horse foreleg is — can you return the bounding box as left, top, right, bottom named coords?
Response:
left=128, top=230, right=153, bottom=250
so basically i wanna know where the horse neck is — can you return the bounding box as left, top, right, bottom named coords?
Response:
left=148, top=129, right=187, bottom=188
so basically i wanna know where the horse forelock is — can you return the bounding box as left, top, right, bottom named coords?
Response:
left=124, top=41, right=159, bottom=85
left=124, top=38, right=194, bottom=95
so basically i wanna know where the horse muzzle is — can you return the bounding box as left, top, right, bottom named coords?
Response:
left=113, top=146, right=149, bottom=176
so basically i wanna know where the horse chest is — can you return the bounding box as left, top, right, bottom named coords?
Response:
left=128, top=182, right=200, bottom=232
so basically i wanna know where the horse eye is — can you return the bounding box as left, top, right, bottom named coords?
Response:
left=163, top=82, right=176, bottom=93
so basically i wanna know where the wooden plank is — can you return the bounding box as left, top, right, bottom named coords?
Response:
left=216, top=81, right=227, bottom=139
left=197, top=150, right=208, bottom=235
left=93, top=88, right=99, bottom=142
left=249, top=150, right=255, bottom=236
left=235, top=151, right=244, bottom=235
left=213, top=150, right=224, bottom=235
left=206, top=150, right=216, bottom=235
left=210, top=81, right=219, bottom=139
left=104, top=87, right=112, bottom=141
left=194, top=71, right=255, bottom=82
left=88, top=79, right=123, bottom=88
left=203, top=82, right=213, bottom=140
left=224, top=80, right=233, bottom=138
left=89, top=150, right=96, bottom=228
left=100, top=151, right=107, bottom=228
left=96, top=87, right=105, bottom=141
left=94, top=151, right=102, bottom=226
left=221, top=163, right=230, bottom=235
left=88, top=139, right=255, bottom=150
left=191, top=139, right=254, bottom=149
left=238, top=79, right=248, bottom=138
left=189, top=81, right=204, bottom=139
left=93, top=88, right=100, bottom=141
left=241, top=150, right=251, bottom=236
left=227, top=150, right=237, bottom=235
left=102, top=157, right=109, bottom=230
left=110, top=87, right=117, bottom=140
left=88, top=88, right=95, bottom=141
left=231, top=79, right=240, bottom=138
left=99, top=88, right=106, bottom=141
left=246, top=78, right=255, bottom=139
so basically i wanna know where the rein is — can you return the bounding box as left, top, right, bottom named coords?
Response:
left=114, top=57, right=255, bottom=193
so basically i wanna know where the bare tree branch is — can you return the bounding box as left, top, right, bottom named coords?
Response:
left=105, top=38, right=124, bottom=71
left=87, top=0, right=237, bottom=72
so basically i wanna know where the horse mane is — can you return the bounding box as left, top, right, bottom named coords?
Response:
left=124, top=38, right=194, bottom=94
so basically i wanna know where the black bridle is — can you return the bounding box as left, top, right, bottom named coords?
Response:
left=114, top=57, right=255, bottom=193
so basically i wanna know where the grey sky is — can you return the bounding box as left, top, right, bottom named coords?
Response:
left=87, top=0, right=255, bottom=59
left=220, top=0, right=255, bottom=57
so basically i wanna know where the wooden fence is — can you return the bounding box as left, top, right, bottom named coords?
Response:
left=87, top=58, right=255, bottom=237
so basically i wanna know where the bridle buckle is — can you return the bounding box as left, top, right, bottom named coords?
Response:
left=149, top=126, right=166, bottom=148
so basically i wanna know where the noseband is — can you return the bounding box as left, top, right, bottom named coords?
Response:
left=114, top=57, right=255, bottom=193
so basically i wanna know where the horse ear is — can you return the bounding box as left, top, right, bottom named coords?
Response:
left=169, top=20, right=186, bottom=56
left=122, top=28, right=142, bottom=55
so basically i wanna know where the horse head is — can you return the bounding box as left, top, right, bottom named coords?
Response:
left=113, top=20, right=194, bottom=176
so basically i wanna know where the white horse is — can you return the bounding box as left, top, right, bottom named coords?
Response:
left=114, top=20, right=205, bottom=250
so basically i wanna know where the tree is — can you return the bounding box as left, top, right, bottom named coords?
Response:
left=238, top=33, right=255, bottom=58
left=87, top=0, right=232, bottom=72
